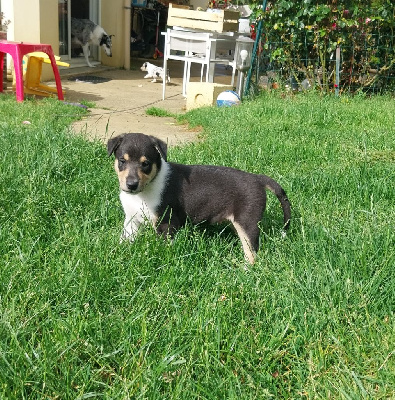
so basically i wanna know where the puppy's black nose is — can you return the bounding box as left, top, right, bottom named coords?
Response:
left=126, top=179, right=139, bottom=192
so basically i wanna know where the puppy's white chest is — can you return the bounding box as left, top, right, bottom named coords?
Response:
left=119, top=161, right=170, bottom=240
left=120, top=191, right=156, bottom=225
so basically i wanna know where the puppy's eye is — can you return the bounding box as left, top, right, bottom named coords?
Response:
left=141, top=160, right=151, bottom=168
left=118, top=158, right=126, bottom=168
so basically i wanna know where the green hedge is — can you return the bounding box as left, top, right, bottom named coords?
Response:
left=249, top=0, right=395, bottom=93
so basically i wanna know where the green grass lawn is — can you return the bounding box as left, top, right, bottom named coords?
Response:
left=0, top=93, right=394, bottom=399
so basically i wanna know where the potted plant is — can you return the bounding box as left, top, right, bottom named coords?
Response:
left=0, top=12, right=10, bottom=40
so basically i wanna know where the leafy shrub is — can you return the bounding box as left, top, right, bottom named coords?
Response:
left=249, top=0, right=395, bottom=93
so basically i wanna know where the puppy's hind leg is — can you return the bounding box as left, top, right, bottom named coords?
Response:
left=82, top=43, right=94, bottom=67
left=152, top=72, right=161, bottom=83
left=229, top=215, right=260, bottom=264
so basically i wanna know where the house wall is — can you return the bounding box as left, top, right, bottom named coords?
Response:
left=39, top=0, right=60, bottom=80
left=0, top=0, right=41, bottom=44
left=101, top=0, right=127, bottom=68
left=40, top=0, right=58, bottom=52
left=10, top=0, right=40, bottom=42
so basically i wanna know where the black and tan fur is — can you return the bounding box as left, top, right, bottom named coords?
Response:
left=107, top=133, right=291, bottom=264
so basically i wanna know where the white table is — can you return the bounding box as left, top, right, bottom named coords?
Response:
left=162, top=28, right=246, bottom=99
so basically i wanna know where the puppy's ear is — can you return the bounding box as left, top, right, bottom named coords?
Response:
left=107, top=134, right=124, bottom=156
left=150, top=136, right=167, bottom=161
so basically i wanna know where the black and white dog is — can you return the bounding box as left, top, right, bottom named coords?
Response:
left=140, top=62, right=170, bottom=83
left=107, top=133, right=291, bottom=264
left=71, top=18, right=113, bottom=67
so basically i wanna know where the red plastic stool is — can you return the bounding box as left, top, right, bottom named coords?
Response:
left=0, top=40, right=64, bottom=102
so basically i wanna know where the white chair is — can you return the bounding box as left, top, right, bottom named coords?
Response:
left=162, top=28, right=240, bottom=99
left=162, top=29, right=212, bottom=99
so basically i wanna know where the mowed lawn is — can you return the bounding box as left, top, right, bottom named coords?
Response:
left=0, top=93, right=394, bottom=399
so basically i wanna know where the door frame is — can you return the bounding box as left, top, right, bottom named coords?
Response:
left=59, top=0, right=101, bottom=64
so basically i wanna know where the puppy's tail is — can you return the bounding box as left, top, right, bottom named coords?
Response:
left=263, top=176, right=291, bottom=231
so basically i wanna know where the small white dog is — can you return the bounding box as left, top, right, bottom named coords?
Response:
left=140, top=62, right=170, bottom=83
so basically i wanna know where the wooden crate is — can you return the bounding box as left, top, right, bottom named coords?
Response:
left=167, top=3, right=239, bottom=33
left=186, top=82, right=233, bottom=110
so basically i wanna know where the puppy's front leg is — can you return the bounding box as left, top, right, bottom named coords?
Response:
left=156, top=217, right=180, bottom=239
left=144, top=74, right=151, bottom=79
left=120, top=217, right=141, bottom=242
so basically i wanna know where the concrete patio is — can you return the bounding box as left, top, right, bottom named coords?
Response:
left=57, top=57, right=234, bottom=145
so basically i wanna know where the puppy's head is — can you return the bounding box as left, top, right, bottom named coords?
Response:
left=100, top=34, right=113, bottom=57
left=140, top=62, right=149, bottom=72
left=107, top=133, right=167, bottom=194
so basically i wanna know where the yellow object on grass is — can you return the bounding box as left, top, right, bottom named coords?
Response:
left=13, top=51, right=69, bottom=97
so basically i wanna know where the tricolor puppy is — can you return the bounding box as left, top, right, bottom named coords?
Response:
left=107, top=133, right=291, bottom=264
left=140, top=62, right=170, bottom=83
left=71, top=18, right=113, bottom=68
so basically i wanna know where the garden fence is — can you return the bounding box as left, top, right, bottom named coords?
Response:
left=248, top=30, right=395, bottom=95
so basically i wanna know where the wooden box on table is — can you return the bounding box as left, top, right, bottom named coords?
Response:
left=167, top=3, right=239, bottom=33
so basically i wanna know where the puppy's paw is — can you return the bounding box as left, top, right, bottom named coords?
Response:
left=120, top=230, right=137, bottom=243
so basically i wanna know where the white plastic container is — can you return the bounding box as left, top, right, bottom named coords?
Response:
left=238, top=18, right=251, bottom=34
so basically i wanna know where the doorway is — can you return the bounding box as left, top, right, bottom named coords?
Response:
left=58, top=0, right=101, bottom=65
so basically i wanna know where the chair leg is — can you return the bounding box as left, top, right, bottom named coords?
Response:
left=231, top=64, right=236, bottom=87
left=182, top=61, right=187, bottom=97
left=182, top=60, right=192, bottom=97
left=13, top=50, right=25, bottom=102
left=186, top=61, right=192, bottom=96
left=0, top=52, right=4, bottom=93
left=162, top=56, right=168, bottom=100
left=46, top=52, right=64, bottom=100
